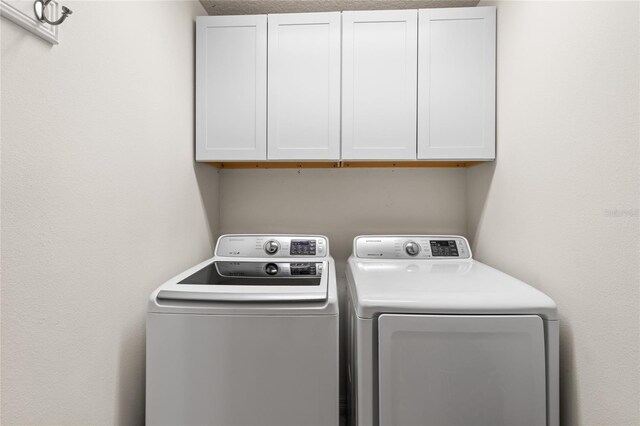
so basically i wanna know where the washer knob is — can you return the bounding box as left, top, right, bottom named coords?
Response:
left=265, top=263, right=279, bottom=276
left=404, top=241, right=420, bottom=256
left=264, top=240, right=280, bottom=255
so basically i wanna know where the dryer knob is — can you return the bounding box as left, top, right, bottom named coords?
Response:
left=404, top=241, right=420, bottom=256
left=264, top=240, right=280, bottom=255
left=265, top=263, right=279, bottom=276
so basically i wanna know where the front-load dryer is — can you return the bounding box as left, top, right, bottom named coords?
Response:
left=146, top=234, right=339, bottom=426
left=346, top=235, right=559, bottom=426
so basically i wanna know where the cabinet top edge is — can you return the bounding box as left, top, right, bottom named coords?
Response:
left=197, top=6, right=497, bottom=19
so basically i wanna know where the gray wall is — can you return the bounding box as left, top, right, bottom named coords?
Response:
left=1, top=1, right=218, bottom=424
left=469, top=1, right=639, bottom=425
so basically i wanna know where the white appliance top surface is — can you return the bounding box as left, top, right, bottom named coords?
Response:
left=347, top=257, right=558, bottom=320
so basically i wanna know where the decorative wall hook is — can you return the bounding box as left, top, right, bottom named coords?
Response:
left=34, top=0, right=71, bottom=26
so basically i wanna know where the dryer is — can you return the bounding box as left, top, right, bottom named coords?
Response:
left=146, top=234, right=339, bottom=426
left=346, top=235, right=558, bottom=426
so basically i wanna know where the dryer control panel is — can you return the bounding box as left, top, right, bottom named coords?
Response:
left=354, top=236, right=471, bottom=259
left=216, top=235, right=329, bottom=258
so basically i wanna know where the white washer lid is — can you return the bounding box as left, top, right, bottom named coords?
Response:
left=156, top=259, right=328, bottom=303
left=347, top=257, right=558, bottom=320
left=149, top=257, right=339, bottom=316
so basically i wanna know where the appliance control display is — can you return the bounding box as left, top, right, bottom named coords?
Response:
left=430, top=240, right=459, bottom=257
left=290, top=240, right=316, bottom=256
left=290, top=263, right=317, bottom=275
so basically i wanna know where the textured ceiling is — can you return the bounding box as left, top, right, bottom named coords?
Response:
left=199, top=0, right=480, bottom=15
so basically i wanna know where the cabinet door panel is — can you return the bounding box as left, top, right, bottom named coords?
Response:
left=342, top=10, right=418, bottom=160
left=418, top=7, right=496, bottom=160
left=196, top=16, right=267, bottom=161
left=268, top=13, right=341, bottom=160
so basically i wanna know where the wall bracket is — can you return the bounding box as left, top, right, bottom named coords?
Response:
left=1, top=0, right=62, bottom=44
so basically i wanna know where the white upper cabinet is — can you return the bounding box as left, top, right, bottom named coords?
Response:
left=342, top=10, right=418, bottom=160
left=195, top=8, right=496, bottom=164
left=268, top=13, right=341, bottom=160
left=196, top=16, right=267, bottom=161
left=418, top=7, right=496, bottom=160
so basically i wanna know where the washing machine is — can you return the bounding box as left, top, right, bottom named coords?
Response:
left=146, top=234, right=339, bottom=426
left=346, top=235, right=559, bottom=426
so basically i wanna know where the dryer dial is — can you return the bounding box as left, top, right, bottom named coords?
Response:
left=404, top=241, right=420, bottom=256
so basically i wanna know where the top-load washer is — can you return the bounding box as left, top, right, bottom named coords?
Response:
left=146, top=234, right=339, bottom=426
left=346, top=235, right=559, bottom=426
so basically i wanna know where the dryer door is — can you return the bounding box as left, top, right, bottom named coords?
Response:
left=378, top=314, right=546, bottom=426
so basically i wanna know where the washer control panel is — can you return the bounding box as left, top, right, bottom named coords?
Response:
left=216, top=235, right=329, bottom=258
left=354, top=236, right=471, bottom=259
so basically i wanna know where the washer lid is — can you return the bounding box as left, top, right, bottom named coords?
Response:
left=158, top=260, right=328, bottom=302
left=347, top=258, right=557, bottom=320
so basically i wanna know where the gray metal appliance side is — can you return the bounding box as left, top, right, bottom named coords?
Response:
left=346, top=259, right=377, bottom=426
left=545, top=319, right=560, bottom=426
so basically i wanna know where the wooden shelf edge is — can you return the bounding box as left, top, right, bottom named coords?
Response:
left=206, top=160, right=491, bottom=169
left=341, top=161, right=486, bottom=168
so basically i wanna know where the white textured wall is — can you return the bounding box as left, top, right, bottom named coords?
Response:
left=0, top=2, right=219, bottom=424
left=469, top=1, right=640, bottom=425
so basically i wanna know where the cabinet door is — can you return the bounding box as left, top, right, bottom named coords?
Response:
left=268, top=13, right=341, bottom=160
left=196, top=16, right=267, bottom=161
left=418, top=7, right=496, bottom=160
left=342, top=10, right=418, bottom=160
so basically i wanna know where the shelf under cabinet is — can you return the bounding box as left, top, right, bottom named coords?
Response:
left=206, top=161, right=489, bottom=169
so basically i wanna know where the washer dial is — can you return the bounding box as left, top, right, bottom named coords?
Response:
left=264, top=240, right=280, bottom=255
left=264, top=263, right=279, bottom=275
